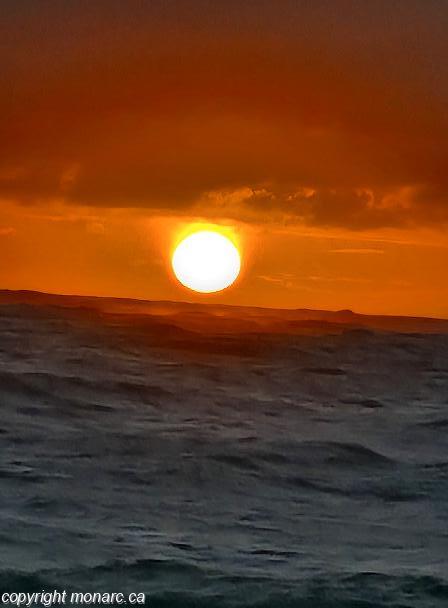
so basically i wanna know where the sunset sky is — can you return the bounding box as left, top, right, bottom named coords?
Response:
left=1, top=0, right=447, bottom=317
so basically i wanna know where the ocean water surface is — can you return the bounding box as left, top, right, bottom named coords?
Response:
left=1, top=297, right=447, bottom=607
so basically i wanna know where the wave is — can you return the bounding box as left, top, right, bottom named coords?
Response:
left=419, top=418, right=448, bottom=429
left=254, top=441, right=395, bottom=468
left=2, top=565, right=448, bottom=607
left=302, top=441, right=394, bottom=467
left=0, top=370, right=171, bottom=401
left=282, top=474, right=421, bottom=502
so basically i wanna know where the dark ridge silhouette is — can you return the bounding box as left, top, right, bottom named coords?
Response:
left=1, top=289, right=448, bottom=335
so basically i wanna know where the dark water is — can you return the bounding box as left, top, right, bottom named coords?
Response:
left=1, top=304, right=448, bottom=607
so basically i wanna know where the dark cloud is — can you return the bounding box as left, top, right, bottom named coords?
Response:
left=1, top=1, right=447, bottom=229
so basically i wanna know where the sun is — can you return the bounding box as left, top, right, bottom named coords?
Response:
left=172, top=230, right=241, bottom=293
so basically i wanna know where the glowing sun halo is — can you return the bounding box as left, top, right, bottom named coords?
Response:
left=172, top=230, right=241, bottom=293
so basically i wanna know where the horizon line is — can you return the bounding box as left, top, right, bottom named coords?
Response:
left=1, top=287, right=447, bottom=323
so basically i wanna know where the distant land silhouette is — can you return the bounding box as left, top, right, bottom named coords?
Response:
left=1, top=289, right=447, bottom=337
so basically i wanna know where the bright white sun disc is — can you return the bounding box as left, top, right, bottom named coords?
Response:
left=172, top=230, right=241, bottom=293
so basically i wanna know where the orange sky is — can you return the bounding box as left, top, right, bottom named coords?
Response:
left=1, top=1, right=447, bottom=317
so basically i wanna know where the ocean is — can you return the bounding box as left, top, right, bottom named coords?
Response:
left=1, top=293, right=447, bottom=607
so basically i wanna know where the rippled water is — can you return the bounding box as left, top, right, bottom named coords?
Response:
left=1, top=300, right=448, bottom=607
